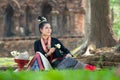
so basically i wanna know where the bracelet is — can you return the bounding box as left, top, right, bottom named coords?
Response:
left=45, top=54, right=47, bottom=57
left=45, top=52, right=51, bottom=57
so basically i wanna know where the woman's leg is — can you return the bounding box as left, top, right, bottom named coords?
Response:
left=56, top=57, right=96, bottom=71
left=57, top=58, right=78, bottom=69
left=74, top=61, right=96, bottom=71
left=74, top=61, right=85, bottom=69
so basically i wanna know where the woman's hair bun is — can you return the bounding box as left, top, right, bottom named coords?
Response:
left=38, top=16, right=47, bottom=23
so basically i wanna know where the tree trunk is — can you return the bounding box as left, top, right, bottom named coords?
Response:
left=88, top=0, right=118, bottom=48
left=84, top=0, right=91, bottom=39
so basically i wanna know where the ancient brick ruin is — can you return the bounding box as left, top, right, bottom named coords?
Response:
left=0, top=0, right=85, bottom=37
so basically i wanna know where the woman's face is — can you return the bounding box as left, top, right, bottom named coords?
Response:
left=40, top=23, right=52, bottom=36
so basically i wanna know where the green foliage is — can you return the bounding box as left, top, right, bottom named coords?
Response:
left=110, top=0, right=120, bottom=38
left=110, top=0, right=120, bottom=6
left=0, top=69, right=119, bottom=80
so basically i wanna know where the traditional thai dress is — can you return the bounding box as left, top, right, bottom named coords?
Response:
left=28, top=37, right=96, bottom=71
left=34, top=37, right=72, bottom=67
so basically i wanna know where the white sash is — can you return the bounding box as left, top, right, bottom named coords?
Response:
left=36, top=52, right=53, bottom=70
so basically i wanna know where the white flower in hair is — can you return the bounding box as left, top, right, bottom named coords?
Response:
left=42, top=17, right=47, bottom=21
left=38, top=16, right=47, bottom=22
left=38, top=19, right=41, bottom=22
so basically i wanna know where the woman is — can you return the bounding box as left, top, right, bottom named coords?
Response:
left=29, top=16, right=96, bottom=71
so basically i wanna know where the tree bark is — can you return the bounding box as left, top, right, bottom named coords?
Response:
left=88, top=0, right=118, bottom=48
left=84, top=0, right=91, bottom=39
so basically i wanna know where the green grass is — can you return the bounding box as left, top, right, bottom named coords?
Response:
left=0, top=69, right=119, bottom=80
left=0, top=57, right=34, bottom=67
left=0, top=56, right=119, bottom=80
left=0, top=57, right=16, bottom=67
left=0, top=57, right=119, bottom=80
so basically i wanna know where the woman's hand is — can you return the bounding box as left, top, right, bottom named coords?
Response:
left=45, top=47, right=56, bottom=57
left=65, top=54, right=72, bottom=58
left=49, top=47, right=56, bottom=53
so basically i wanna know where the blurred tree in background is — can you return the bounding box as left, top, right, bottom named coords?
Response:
left=85, top=0, right=118, bottom=48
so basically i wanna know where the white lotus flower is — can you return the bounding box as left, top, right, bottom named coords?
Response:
left=55, top=44, right=61, bottom=49
left=11, top=51, right=20, bottom=57
left=11, top=50, right=29, bottom=60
